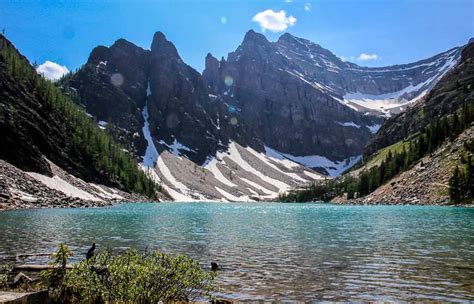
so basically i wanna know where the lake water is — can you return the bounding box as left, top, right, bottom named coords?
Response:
left=1, top=203, right=473, bottom=301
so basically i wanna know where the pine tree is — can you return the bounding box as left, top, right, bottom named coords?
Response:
left=449, top=166, right=462, bottom=202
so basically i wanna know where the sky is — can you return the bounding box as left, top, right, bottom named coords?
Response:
left=1, top=0, right=473, bottom=78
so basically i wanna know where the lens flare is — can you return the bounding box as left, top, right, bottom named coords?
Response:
left=224, top=76, right=233, bottom=87
left=230, top=117, right=238, bottom=126
left=220, top=16, right=227, bottom=24
left=110, top=73, right=124, bottom=87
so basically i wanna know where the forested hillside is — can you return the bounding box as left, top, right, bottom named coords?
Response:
left=0, top=34, right=159, bottom=198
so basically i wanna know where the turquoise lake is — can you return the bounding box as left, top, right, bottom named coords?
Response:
left=0, top=203, right=473, bottom=301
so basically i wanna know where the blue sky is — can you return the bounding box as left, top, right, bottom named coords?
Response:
left=1, top=0, right=473, bottom=74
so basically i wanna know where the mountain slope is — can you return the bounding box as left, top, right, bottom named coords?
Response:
left=58, top=31, right=467, bottom=201
left=365, top=41, right=474, bottom=156
left=274, top=33, right=461, bottom=116
left=203, top=30, right=462, bottom=165
left=280, top=41, right=474, bottom=204
left=0, top=34, right=161, bottom=207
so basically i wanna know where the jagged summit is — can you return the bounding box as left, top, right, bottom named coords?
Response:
left=151, top=31, right=180, bottom=58
left=241, top=29, right=269, bottom=46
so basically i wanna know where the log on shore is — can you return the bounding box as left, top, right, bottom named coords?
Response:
left=13, top=264, right=74, bottom=271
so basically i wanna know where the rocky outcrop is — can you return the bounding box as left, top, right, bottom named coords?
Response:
left=60, top=39, right=151, bottom=158
left=148, top=32, right=223, bottom=164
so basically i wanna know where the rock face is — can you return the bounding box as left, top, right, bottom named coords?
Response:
left=203, top=30, right=380, bottom=161
left=61, top=39, right=151, bottom=158
left=203, top=30, right=463, bottom=160
left=365, top=41, right=474, bottom=156
left=62, top=32, right=260, bottom=165
left=61, top=30, right=464, bottom=183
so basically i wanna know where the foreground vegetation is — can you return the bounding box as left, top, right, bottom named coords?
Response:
left=279, top=102, right=474, bottom=203
left=1, top=244, right=215, bottom=303
left=0, top=34, right=159, bottom=197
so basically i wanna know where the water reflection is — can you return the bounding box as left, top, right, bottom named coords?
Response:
left=0, top=203, right=473, bottom=301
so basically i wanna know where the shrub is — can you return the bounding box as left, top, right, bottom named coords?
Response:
left=41, top=244, right=215, bottom=303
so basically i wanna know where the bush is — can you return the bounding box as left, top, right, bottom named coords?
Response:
left=0, top=264, right=13, bottom=290
left=41, top=244, right=215, bottom=303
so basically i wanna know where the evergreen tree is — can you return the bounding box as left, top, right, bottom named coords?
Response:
left=449, top=166, right=462, bottom=201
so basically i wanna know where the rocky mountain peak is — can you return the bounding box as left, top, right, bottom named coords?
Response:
left=241, top=29, right=270, bottom=47
left=461, top=40, right=474, bottom=60
left=203, top=53, right=221, bottom=93
left=88, top=45, right=110, bottom=64
left=151, top=31, right=180, bottom=59
left=205, top=53, right=219, bottom=69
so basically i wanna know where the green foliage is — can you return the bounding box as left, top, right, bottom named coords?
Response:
left=41, top=244, right=215, bottom=303
left=40, top=244, right=74, bottom=298
left=0, top=264, right=13, bottom=290
left=279, top=101, right=474, bottom=203
left=0, top=35, right=159, bottom=198
left=449, top=140, right=474, bottom=202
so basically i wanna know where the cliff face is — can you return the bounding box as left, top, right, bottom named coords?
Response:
left=203, top=30, right=380, bottom=161
left=61, top=30, right=465, bottom=179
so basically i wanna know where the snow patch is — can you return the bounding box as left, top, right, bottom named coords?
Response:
left=337, top=121, right=361, bottom=128
left=227, top=143, right=291, bottom=191
left=367, top=124, right=381, bottom=134
left=141, top=105, right=159, bottom=168
left=240, top=177, right=275, bottom=195
left=263, top=148, right=361, bottom=176
left=27, top=173, right=101, bottom=201
left=303, top=170, right=324, bottom=180
left=159, top=139, right=194, bottom=157
left=204, top=157, right=237, bottom=187
left=245, top=147, right=309, bottom=182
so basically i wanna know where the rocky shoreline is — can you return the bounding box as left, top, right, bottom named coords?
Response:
left=0, top=159, right=159, bottom=211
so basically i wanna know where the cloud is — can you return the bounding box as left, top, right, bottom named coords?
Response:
left=36, top=61, right=69, bottom=81
left=285, top=0, right=293, bottom=3
left=357, top=53, right=379, bottom=61
left=304, top=3, right=312, bottom=11
left=252, top=9, right=297, bottom=32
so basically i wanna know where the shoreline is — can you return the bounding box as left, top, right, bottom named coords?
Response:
left=1, top=199, right=472, bottom=212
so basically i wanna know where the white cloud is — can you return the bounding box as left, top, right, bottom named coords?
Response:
left=36, top=61, right=69, bottom=81
left=252, top=9, right=297, bottom=33
left=357, top=53, right=379, bottom=61
left=285, top=0, right=293, bottom=3
left=304, top=3, right=312, bottom=11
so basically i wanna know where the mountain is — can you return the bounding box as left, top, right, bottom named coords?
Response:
left=365, top=41, right=474, bottom=156
left=281, top=41, right=474, bottom=205
left=59, top=30, right=466, bottom=201
left=0, top=35, right=162, bottom=209
left=353, top=41, right=474, bottom=204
